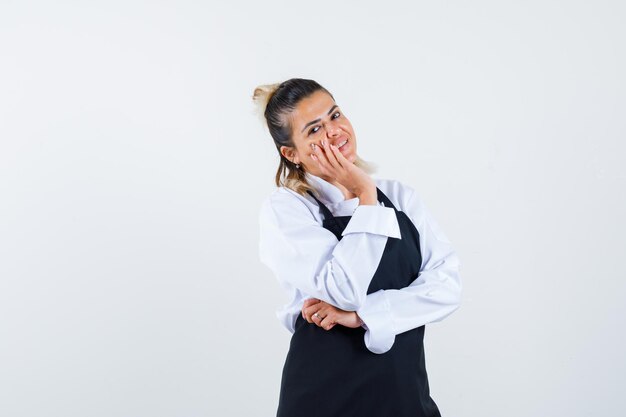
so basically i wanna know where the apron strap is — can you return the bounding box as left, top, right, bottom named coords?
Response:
left=307, top=186, right=397, bottom=218
left=376, top=187, right=397, bottom=211
left=306, top=190, right=341, bottom=231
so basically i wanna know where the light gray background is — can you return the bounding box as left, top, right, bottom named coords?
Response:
left=1, top=1, right=624, bottom=416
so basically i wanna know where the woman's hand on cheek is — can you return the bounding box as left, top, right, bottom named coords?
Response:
left=309, top=140, right=375, bottom=199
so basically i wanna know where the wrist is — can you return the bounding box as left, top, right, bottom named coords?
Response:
left=357, top=191, right=377, bottom=206
left=356, top=313, right=366, bottom=328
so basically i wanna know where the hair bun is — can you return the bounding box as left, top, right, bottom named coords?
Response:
left=252, top=83, right=280, bottom=127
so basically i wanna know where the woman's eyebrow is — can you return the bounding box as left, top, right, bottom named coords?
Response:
left=301, top=104, right=339, bottom=133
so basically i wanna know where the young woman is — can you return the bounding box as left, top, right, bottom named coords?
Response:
left=254, top=78, right=462, bottom=417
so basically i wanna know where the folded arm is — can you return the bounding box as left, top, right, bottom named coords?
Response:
left=259, top=189, right=402, bottom=311
left=356, top=187, right=462, bottom=354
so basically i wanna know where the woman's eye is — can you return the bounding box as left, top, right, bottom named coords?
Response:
left=308, top=113, right=340, bottom=135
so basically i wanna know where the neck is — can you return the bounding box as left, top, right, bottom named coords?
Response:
left=331, top=180, right=357, bottom=200
left=312, top=172, right=357, bottom=200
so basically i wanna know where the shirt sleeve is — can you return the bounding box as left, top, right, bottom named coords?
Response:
left=355, top=186, right=462, bottom=354
left=259, top=189, right=402, bottom=311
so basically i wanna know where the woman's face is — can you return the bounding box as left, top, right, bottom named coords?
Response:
left=281, top=90, right=357, bottom=179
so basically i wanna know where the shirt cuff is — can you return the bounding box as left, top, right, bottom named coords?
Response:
left=341, top=205, right=401, bottom=239
left=356, top=289, right=396, bottom=354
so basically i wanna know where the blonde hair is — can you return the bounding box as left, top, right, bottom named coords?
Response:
left=252, top=78, right=376, bottom=197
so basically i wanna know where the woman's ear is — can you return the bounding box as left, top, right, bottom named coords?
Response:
left=280, top=145, right=297, bottom=163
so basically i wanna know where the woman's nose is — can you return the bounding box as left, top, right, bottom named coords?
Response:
left=325, top=123, right=341, bottom=138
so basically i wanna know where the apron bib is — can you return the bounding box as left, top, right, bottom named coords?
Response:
left=276, top=187, right=441, bottom=417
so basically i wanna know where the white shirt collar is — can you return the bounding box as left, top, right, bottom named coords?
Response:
left=303, top=172, right=370, bottom=217
left=304, top=172, right=349, bottom=205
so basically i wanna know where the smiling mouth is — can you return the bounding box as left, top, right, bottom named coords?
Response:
left=337, top=138, right=349, bottom=149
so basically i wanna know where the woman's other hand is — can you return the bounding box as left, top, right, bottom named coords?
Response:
left=301, top=298, right=362, bottom=330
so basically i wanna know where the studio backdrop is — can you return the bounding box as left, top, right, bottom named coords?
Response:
left=0, top=1, right=624, bottom=416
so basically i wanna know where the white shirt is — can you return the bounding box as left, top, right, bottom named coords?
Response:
left=258, top=172, right=462, bottom=354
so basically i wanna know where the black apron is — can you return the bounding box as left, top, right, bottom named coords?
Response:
left=276, top=187, right=441, bottom=417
